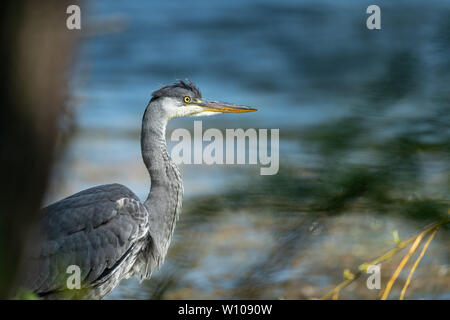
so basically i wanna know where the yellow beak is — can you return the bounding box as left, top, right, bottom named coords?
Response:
left=195, top=99, right=257, bottom=113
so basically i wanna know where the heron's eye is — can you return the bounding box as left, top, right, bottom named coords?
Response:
left=183, top=96, right=191, bottom=104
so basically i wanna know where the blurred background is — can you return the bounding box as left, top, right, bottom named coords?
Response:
left=42, top=0, right=449, bottom=299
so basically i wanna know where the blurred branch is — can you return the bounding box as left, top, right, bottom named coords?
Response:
left=399, top=228, right=439, bottom=300
left=380, top=229, right=427, bottom=300
left=318, top=213, right=449, bottom=300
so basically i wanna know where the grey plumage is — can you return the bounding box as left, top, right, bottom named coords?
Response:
left=20, top=80, right=256, bottom=299
left=151, top=79, right=202, bottom=100
left=23, top=184, right=151, bottom=299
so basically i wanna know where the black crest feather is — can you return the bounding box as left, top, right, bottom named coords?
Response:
left=151, top=79, right=202, bottom=100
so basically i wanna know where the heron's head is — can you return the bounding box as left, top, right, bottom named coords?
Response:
left=150, top=80, right=257, bottom=119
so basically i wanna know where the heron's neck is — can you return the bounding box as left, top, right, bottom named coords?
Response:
left=141, top=103, right=183, bottom=264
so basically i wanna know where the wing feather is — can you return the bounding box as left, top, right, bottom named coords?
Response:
left=22, top=184, right=149, bottom=295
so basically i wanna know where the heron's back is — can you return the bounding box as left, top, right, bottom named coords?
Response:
left=21, top=183, right=151, bottom=299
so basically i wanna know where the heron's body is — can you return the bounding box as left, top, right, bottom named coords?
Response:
left=20, top=80, right=255, bottom=299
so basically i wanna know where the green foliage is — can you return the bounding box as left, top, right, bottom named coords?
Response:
left=12, top=290, right=39, bottom=300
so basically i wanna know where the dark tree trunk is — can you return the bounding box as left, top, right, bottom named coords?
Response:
left=0, top=0, right=79, bottom=298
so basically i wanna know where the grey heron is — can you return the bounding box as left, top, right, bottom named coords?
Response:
left=21, top=80, right=257, bottom=299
